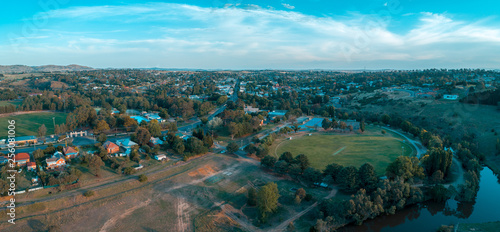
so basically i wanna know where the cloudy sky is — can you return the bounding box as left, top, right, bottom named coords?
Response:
left=1, top=0, right=500, bottom=69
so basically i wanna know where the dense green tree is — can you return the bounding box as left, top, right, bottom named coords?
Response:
left=38, top=124, right=47, bottom=138
left=134, top=127, right=151, bottom=146
left=279, top=151, right=294, bottom=163
left=227, top=141, right=240, bottom=154
left=303, top=167, right=322, bottom=184
left=89, top=155, right=104, bottom=176
left=323, top=163, right=344, bottom=182
left=322, top=118, right=331, bottom=130
left=358, top=163, right=378, bottom=192
left=423, top=148, right=453, bottom=177
left=338, top=166, right=358, bottom=192
left=294, top=154, right=310, bottom=171
left=97, top=133, right=107, bottom=144
left=275, top=160, right=289, bottom=174
left=257, top=182, right=280, bottom=221
left=261, top=155, right=277, bottom=168
left=248, top=188, right=258, bottom=206
left=94, top=120, right=110, bottom=133
left=386, top=156, right=424, bottom=181
left=147, top=119, right=162, bottom=137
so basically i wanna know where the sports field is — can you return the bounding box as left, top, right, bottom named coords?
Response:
left=0, top=112, right=68, bottom=137
left=271, top=127, right=415, bottom=175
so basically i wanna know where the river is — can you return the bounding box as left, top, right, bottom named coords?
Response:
left=340, top=167, right=500, bottom=232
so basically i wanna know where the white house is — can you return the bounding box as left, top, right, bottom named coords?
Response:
left=443, top=95, right=459, bottom=100
left=154, top=154, right=167, bottom=161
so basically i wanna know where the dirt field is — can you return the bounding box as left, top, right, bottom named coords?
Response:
left=0, top=151, right=335, bottom=232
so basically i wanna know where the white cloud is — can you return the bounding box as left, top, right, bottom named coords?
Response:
left=282, top=3, right=295, bottom=10
left=4, top=4, right=500, bottom=69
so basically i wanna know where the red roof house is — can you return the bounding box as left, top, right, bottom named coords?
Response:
left=15, top=153, right=30, bottom=166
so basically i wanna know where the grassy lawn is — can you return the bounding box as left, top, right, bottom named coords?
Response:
left=0, top=112, right=67, bottom=137
left=271, top=126, right=414, bottom=175
left=0, top=100, right=22, bottom=107
left=458, top=221, right=500, bottom=232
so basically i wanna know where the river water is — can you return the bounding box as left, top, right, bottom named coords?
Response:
left=340, top=167, right=500, bottom=232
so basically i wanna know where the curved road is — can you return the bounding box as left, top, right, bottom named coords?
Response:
left=381, top=126, right=427, bottom=158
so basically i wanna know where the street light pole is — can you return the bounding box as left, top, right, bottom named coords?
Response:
left=53, top=117, right=56, bottom=135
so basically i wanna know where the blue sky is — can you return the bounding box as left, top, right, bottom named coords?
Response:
left=1, top=0, right=500, bottom=69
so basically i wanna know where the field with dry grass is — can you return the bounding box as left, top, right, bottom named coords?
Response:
left=1, top=150, right=336, bottom=232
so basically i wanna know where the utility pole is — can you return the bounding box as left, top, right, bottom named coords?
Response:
left=53, top=117, right=56, bottom=135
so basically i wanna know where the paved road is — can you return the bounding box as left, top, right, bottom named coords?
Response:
left=178, top=81, right=238, bottom=132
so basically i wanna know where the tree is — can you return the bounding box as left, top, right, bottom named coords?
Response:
left=248, top=188, right=258, bottom=206
left=208, top=117, right=223, bottom=129
left=295, top=154, right=310, bottom=171
left=322, top=118, right=331, bottom=130
left=381, top=114, right=391, bottom=125
left=303, top=167, right=322, bottom=184
left=338, top=166, right=358, bottom=192
left=261, top=155, right=277, bottom=168
left=360, top=120, right=366, bottom=133
left=159, top=108, right=170, bottom=119
left=358, top=163, right=377, bottom=192
left=323, top=163, right=343, bottom=182
left=295, top=188, right=306, bottom=202
left=97, top=133, right=107, bottom=144
left=33, top=149, right=45, bottom=159
left=228, top=122, right=240, bottom=139
left=94, top=120, right=110, bottom=133
left=38, top=124, right=47, bottom=138
left=147, top=119, right=162, bottom=137
left=292, top=123, right=300, bottom=133
left=386, top=156, right=424, bottom=181
left=423, top=148, right=453, bottom=177
left=275, top=160, right=289, bottom=174
left=89, top=155, right=104, bottom=176
left=227, top=141, right=240, bottom=154
left=134, top=127, right=151, bottom=146
left=257, top=182, right=280, bottom=221
left=279, top=151, right=294, bottom=163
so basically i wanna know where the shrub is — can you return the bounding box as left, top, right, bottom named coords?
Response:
left=83, top=190, right=95, bottom=197
left=138, top=174, right=148, bottom=182
left=123, top=167, right=136, bottom=175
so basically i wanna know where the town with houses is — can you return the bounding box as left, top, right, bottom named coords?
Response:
left=0, top=67, right=499, bottom=231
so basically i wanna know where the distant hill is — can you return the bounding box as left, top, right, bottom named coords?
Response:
left=0, top=64, right=94, bottom=74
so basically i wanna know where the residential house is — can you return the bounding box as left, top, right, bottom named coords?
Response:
left=244, top=105, right=260, bottom=114
left=154, top=154, right=167, bottom=161
left=143, top=113, right=165, bottom=123
left=150, top=137, right=164, bottom=145
left=46, top=152, right=66, bottom=170
left=103, top=141, right=120, bottom=154
left=63, top=146, right=79, bottom=159
left=443, top=95, right=459, bottom=100
left=27, top=162, right=37, bottom=171
left=268, top=110, right=287, bottom=119
left=116, top=139, right=138, bottom=155
left=15, top=153, right=30, bottom=166
left=14, top=136, right=37, bottom=145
